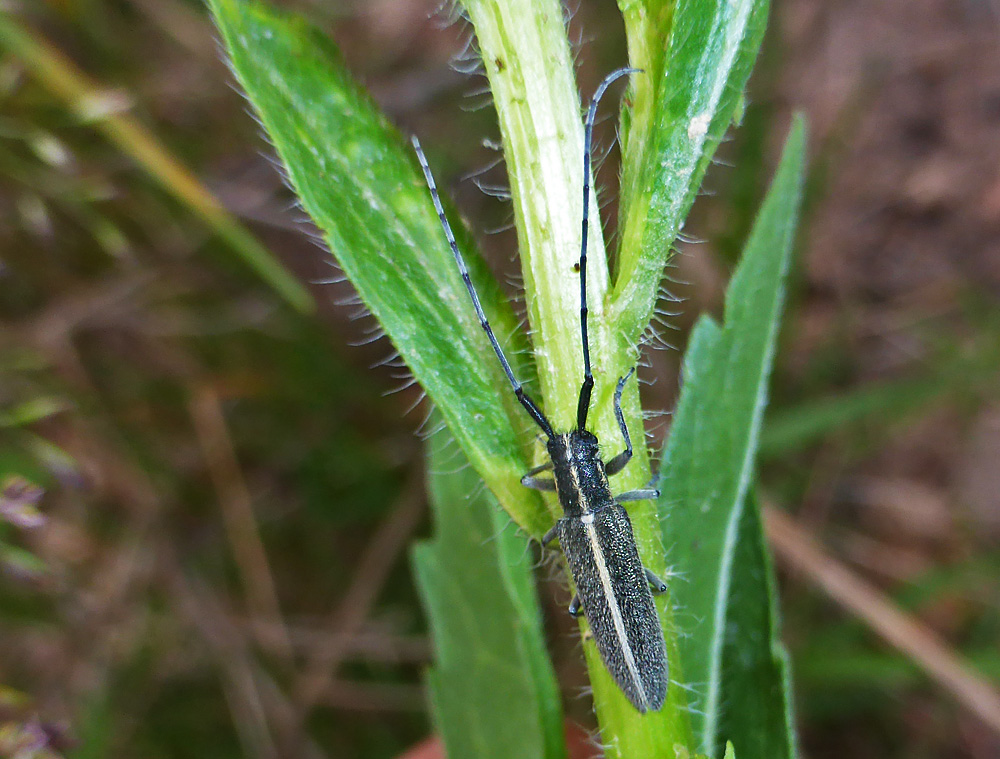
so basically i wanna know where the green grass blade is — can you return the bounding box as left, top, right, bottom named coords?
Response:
left=658, top=117, right=806, bottom=757
left=761, top=335, right=1000, bottom=456
left=613, top=0, right=770, bottom=343
left=209, top=0, right=549, bottom=535
left=412, top=423, right=565, bottom=759
left=760, top=378, right=943, bottom=456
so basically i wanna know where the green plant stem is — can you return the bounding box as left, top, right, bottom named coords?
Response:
left=461, top=1, right=690, bottom=755
left=461, top=0, right=610, bottom=431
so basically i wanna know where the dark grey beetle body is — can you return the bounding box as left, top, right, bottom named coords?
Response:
left=413, top=68, right=668, bottom=713
left=547, top=432, right=667, bottom=712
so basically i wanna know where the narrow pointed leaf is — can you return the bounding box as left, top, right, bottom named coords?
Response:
left=658, top=118, right=805, bottom=757
left=412, top=423, right=565, bottom=759
left=718, top=492, right=798, bottom=759
left=614, top=0, right=770, bottom=344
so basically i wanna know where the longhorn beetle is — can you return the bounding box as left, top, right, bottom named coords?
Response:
left=411, top=68, right=668, bottom=713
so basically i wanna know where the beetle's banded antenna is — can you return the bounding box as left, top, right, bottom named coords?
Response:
left=577, top=67, right=643, bottom=431
left=412, top=135, right=555, bottom=440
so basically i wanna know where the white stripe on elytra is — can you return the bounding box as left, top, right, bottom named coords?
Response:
left=583, top=517, right=649, bottom=711
left=568, top=456, right=585, bottom=513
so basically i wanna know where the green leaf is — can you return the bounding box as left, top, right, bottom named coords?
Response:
left=761, top=336, right=1000, bottom=457
left=0, top=397, right=69, bottom=428
left=614, top=0, right=770, bottom=344
left=658, top=118, right=806, bottom=757
left=718, top=493, right=798, bottom=759
left=209, top=0, right=549, bottom=535
left=461, top=0, right=621, bottom=431
left=412, top=421, right=565, bottom=759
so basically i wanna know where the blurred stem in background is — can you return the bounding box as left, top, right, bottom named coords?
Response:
left=0, top=11, right=312, bottom=312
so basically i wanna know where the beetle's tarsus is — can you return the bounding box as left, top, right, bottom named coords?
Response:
left=568, top=594, right=583, bottom=617
left=645, top=568, right=668, bottom=594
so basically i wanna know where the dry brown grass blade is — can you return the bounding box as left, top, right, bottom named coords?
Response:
left=188, top=384, right=294, bottom=664
left=765, top=504, right=1000, bottom=736
left=168, top=568, right=279, bottom=759
left=294, top=470, right=425, bottom=711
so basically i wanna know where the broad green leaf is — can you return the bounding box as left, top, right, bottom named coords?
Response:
left=209, top=0, right=550, bottom=535
left=659, top=118, right=805, bottom=757
left=412, top=422, right=564, bottom=759
left=613, top=0, right=770, bottom=344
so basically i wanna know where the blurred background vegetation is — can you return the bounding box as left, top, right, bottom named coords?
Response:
left=1, top=1, right=998, bottom=757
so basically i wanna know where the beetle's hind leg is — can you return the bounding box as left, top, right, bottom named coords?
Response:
left=521, top=461, right=556, bottom=491
left=568, top=594, right=583, bottom=617
left=644, top=568, right=668, bottom=594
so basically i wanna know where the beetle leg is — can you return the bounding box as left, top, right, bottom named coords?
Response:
left=615, top=487, right=660, bottom=503
left=541, top=523, right=560, bottom=547
left=615, top=470, right=661, bottom=502
left=605, top=368, right=636, bottom=475
left=645, top=568, right=668, bottom=594
left=522, top=475, right=556, bottom=491
left=568, top=594, right=583, bottom=617
left=521, top=461, right=556, bottom=491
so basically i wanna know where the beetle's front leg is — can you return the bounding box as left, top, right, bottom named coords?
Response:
left=615, top=473, right=661, bottom=504
left=521, top=461, right=556, bottom=491
left=605, top=368, right=636, bottom=475
left=615, top=487, right=660, bottom=503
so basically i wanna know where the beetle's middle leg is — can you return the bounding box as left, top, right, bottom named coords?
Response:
left=541, top=522, right=561, bottom=547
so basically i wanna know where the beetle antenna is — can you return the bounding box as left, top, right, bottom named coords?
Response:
left=412, top=135, right=555, bottom=439
left=577, top=66, right=642, bottom=431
